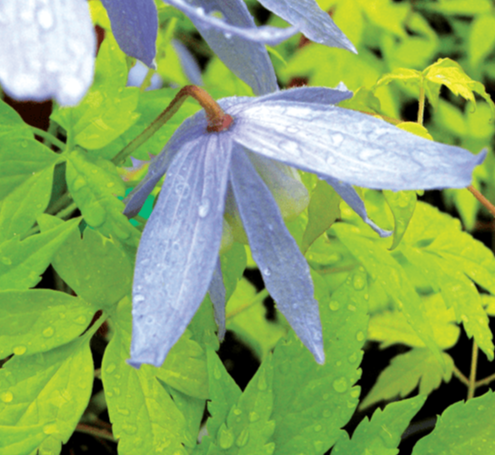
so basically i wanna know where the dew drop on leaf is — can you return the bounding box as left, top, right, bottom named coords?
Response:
left=122, top=424, right=137, bottom=434
left=1, top=257, right=11, bottom=265
left=13, top=346, right=26, bottom=355
left=249, top=411, right=260, bottom=422
left=347, top=304, right=356, bottom=312
left=74, top=315, right=87, bottom=325
left=264, top=442, right=275, bottom=455
left=356, top=331, right=365, bottom=342
left=332, top=377, right=348, bottom=393
left=236, top=428, right=249, bottom=447
left=352, top=274, right=366, bottom=290
left=43, top=423, right=58, bottom=435
left=218, top=424, right=234, bottom=449
left=105, top=363, right=116, bottom=374
left=42, top=327, right=54, bottom=338
left=314, top=424, right=322, bottom=432
left=329, top=301, right=340, bottom=311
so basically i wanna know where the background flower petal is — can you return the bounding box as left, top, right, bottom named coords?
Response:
left=258, top=0, right=356, bottom=52
left=231, top=101, right=486, bottom=191
left=123, top=114, right=207, bottom=218
left=0, top=0, right=95, bottom=105
left=256, top=84, right=352, bottom=104
left=101, top=0, right=157, bottom=68
left=128, top=133, right=232, bottom=368
left=166, top=0, right=278, bottom=95
left=323, top=176, right=391, bottom=237
left=208, top=258, right=226, bottom=340
left=230, top=147, right=325, bottom=364
left=171, top=39, right=204, bottom=86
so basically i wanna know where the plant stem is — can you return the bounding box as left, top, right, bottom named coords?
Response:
left=417, top=83, right=425, bottom=125
left=226, top=288, right=269, bottom=322
left=111, top=85, right=232, bottom=166
left=56, top=202, right=78, bottom=219
left=452, top=364, right=469, bottom=386
left=467, top=340, right=479, bottom=400
left=139, top=68, right=155, bottom=92
left=75, top=423, right=116, bottom=443
left=475, top=371, right=495, bottom=388
left=47, top=192, right=73, bottom=215
left=468, top=185, right=495, bottom=218
left=356, top=110, right=402, bottom=125
left=30, top=126, right=66, bottom=151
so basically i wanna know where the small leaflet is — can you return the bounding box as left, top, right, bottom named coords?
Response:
left=412, top=391, right=495, bottom=455
left=334, top=395, right=426, bottom=454
left=360, top=349, right=453, bottom=410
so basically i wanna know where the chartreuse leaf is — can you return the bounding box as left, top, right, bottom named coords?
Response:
left=269, top=268, right=369, bottom=455
left=0, top=328, right=95, bottom=455
left=382, top=188, right=417, bottom=251
left=92, top=87, right=201, bottom=161
left=338, top=86, right=382, bottom=114
left=424, top=58, right=495, bottom=116
left=102, top=298, right=207, bottom=454
left=194, top=349, right=241, bottom=455
left=412, top=391, right=495, bottom=455
left=66, top=150, right=140, bottom=244
left=332, top=223, right=444, bottom=368
left=469, top=14, right=495, bottom=69
left=361, top=349, right=453, bottom=410
left=226, top=278, right=288, bottom=360
left=374, top=68, right=422, bottom=90
left=0, top=102, right=59, bottom=202
left=51, top=34, right=140, bottom=150
left=0, top=166, right=54, bottom=243
left=0, top=218, right=80, bottom=290
left=0, top=289, right=98, bottom=358
left=42, top=220, right=133, bottom=311
left=368, top=294, right=460, bottom=350
left=301, top=180, right=341, bottom=254
left=334, top=395, right=426, bottom=454
left=220, top=242, right=247, bottom=302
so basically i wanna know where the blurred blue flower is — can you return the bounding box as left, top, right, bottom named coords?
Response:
left=125, top=85, right=485, bottom=368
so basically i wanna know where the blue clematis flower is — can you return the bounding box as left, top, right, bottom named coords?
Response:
left=124, top=85, right=486, bottom=368
left=0, top=0, right=96, bottom=105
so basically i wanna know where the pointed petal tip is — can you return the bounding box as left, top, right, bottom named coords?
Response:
left=126, top=358, right=142, bottom=370
left=313, top=345, right=325, bottom=365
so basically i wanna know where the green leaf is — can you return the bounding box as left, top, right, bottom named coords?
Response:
left=424, top=58, right=495, bottom=117
left=339, top=86, right=382, bottom=114
left=0, top=332, right=94, bottom=454
left=422, top=0, right=492, bottom=15
left=397, top=122, right=433, bottom=140
left=0, top=99, right=36, bottom=140
left=360, top=349, right=453, bottom=410
left=368, top=294, right=460, bottom=350
left=66, top=149, right=139, bottom=244
left=469, top=14, right=495, bottom=68
left=226, top=278, right=288, bottom=360
left=270, top=268, right=369, bottom=455
left=334, top=395, right=426, bottom=454
left=0, top=166, right=54, bottom=243
left=333, top=223, right=444, bottom=368
left=0, top=289, right=98, bottom=358
left=220, top=242, right=247, bottom=302
left=0, top=218, right=80, bottom=290
left=102, top=298, right=203, bottom=454
left=200, top=350, right=276, bottom=455
left=51, top=35, right=140, bottom=150
left=92, top=87, right=201, bottom=161
left=412, top=391, right=495, bottom=455
left=301, top=180, right=341, bottom=254
left=383, top=189, right=417, bottom=250
left=48, top=225, right=133, bottom=310
left=374, top=68, right=422, bottom=90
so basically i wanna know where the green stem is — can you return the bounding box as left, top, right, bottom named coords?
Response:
left=475, top=371, right=495, bottom=388
left=452, top=364, right=469, bottom=386
left=226, top=288, right=270, bottom=322
left=30, top=126, right=66, bottom=150
left=468, top=185, right=495, bottom=218
left=467, top=340, right=478, bottom=400
left=139, top=68, right=155, bottom=92
left=56, top=202, right=78, bottom=219
left=417, top=83, right=425, bottom=126
left=47, top=192, right=73, bottom=215
left=75, top=423, right=115, bottom=443
left=111, top=85, right=233, bottom=166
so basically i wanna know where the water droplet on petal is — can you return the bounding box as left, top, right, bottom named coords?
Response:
left=198, top=198, right=211, bottom=218
left=286, top=125, right=299, bottom=133
left=262, top=267, right=271, bottom=277
left=134, top=294, right=145, bottom=304
left=278, top=140, right=301, bottom=156
left=37, top=8, right=54, bottom=30
left=330, top=133, right=344, bottom=147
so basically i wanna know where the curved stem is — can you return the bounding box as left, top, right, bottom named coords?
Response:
left=75, top=423, right=115, bottom=443
left=452, top=364, right=469, bottom=386
left=475, top=371, right=495, bottom=388
left=417, top=83, right=425, bottom=126
left=468, top=185, right=495, bottom=218
left=226, top=288, right=269, bottom=322
left=30, top=126, right=66, bottom=151
left=467, top=340, right=479, bottom=400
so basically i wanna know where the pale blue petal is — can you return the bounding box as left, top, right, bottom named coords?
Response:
left=128, top=133, right=232, bottom=368
left=229, top=101, right=486, bottom=191
left=166, top=0, right=278, bottom=95
left=123, top=113, right=207, bottom=218
left=127, top=61, right=162, bottom=89
left=255, top=84, right=352, bottom=104
left=258, top=0, right=356, bottom=52
left=323, top=176, right=391, bottom=237
left=0, top=0, right=95, bottom=106
left=164, top=0, right=297, bottom=45
left=171, top=40, right=204, bottom=86
left=101, top=0, right=157, bottom=68
left=230, top=147, right=324, bottom=364
left=209, top=258, right=226, bottom=340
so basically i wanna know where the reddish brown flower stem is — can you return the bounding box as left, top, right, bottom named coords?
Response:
left=112, top=85, right=233, bottom=166
left=468, top=184, right=495, bottom=218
